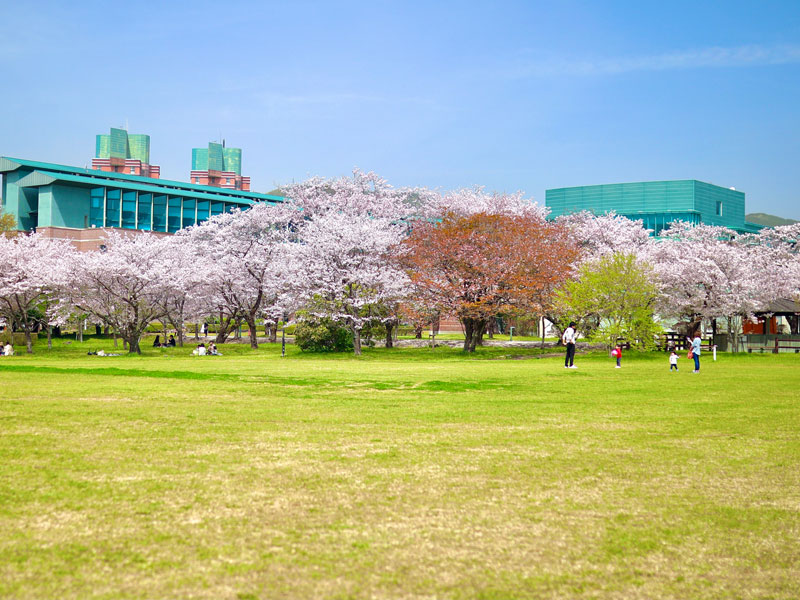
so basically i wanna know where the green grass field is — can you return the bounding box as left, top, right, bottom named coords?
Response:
left=1, top=339, right=799, bottom=599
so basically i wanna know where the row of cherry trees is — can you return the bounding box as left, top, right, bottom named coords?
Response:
left=1, top=170, right=799, bottom=354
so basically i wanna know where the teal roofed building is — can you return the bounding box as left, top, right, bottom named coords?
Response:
left=545, top=180, right=764, bottom=235
left=0, top=156, right=282, bottom=251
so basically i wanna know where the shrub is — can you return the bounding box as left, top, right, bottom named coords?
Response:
left=294, top=318, right=353, bottom=352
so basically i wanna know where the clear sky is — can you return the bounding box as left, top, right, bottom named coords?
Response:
left=2, top=0, right=799, bottom=218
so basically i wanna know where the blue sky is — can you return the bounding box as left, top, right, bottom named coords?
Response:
left=2, top=0, right=799, bottom=218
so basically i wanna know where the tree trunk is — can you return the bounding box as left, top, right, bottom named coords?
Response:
left=47, top=325, right=52, bottom=350
left=462, top=318, right=474, bottom=352
left=78, top=322, right=83, bottom=343
left=385, top=321, right=394, bottom=348
left=414, top=324, right=423, bottom=339
left=540, top=317, right=546, bottom=348
left=24, top=327, right=33, bottom=354
left=245, top=314, right=259, bottom=349
left=352, top=323, right=362, bottom=356
left=128, top=336, right=141, bottom=355
left=476, top=321, right=486, bottom=348
left=269, top=325, right=277, bottom=344
left=472, top=320, right=486, bottom=352
left=215, top=315, right=234, bottom=344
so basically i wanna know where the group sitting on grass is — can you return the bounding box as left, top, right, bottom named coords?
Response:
left=153, top=335, right=177, bottom=348
left=192, top=342, right=221, bottom=356
left=0, top=342, right=14, bottom=356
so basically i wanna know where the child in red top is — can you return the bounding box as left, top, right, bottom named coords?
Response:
left=611, top=345, right=622, bottom=368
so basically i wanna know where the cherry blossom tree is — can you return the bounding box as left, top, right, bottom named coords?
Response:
left=279, top=170, right=437, bottom=355
left=68, top=231, right=170, bottom=354
left=649, top=222, right=779, bottom=350
left=423, top=187, right=548, bottom=221
left=555, top=211, right=652, bottom=260
left=755, top=223, right=800, bottom=301
left=280, top=169, right=433, bottom=222
left=294, top=209, right=408, bottom=355
left=0, top=233, right=75, bottom=353
left=182, top=202, right=299, bottom=349
left=153, top=235, right=209, bottom=347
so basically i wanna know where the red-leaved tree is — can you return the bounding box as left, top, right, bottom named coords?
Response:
left=401, top=212, right=579, bottom=351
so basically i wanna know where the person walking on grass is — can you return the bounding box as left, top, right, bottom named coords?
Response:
left=688, top=332, right=702, bottom=373
left=669, top=350, right=679, bottom=371
left=563, top=321, right=578, bottom=369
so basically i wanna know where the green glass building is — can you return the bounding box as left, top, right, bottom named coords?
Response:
left=545, top=180, right=763, bottom=235
left=191, top=142, right=242, bottom=175
left=96, top=128, right=151, bottom=164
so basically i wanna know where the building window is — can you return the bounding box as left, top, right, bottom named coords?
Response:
left=182, top=199, right=196, bottom=228
left=716, top=201, right=723, bottom=216
left=194, top=178, right=199, bottom=184
left=122, top=191, right=137, bottom=229
left=152, top=195, right=167, bottom=232
left=226, top=178, right=231, bottom=185
left=167, top=197, right=182, bottom=233
left=137, top=193, right=152, bottom=231
left=210, top=201, right=224, bottom=218
left=130, top=167, right=136, bottom=174
left=89, top=187, right=104, bottom=228
left=105, top=189, right=121, bottom=227
left=197, top=200, right=210, bottom=224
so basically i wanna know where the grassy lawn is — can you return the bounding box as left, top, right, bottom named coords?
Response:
left=1, top=339, right=798, bottom=599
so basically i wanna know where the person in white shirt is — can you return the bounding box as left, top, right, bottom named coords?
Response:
left=563, top=321, right=578, bottom=369
left=3, top=343, right=13, bottom=356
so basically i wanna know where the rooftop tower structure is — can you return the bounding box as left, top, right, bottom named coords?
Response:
left=92, top=127, right=161, bottom=178
left=190, top=141, right=250, bottom=191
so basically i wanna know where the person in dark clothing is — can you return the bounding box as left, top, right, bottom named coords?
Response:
left=167, top=335, right=176, bottom=347
left=153, top=335, right=161, bottom=347
left=563, top=321, right=578, bottom=369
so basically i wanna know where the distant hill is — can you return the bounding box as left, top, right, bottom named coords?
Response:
left=745, top=212, right=798, bottom=227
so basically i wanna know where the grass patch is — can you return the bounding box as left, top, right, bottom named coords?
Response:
left=0, top=340, right=798, bottom=598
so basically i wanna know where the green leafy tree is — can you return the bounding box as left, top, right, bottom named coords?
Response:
left=0, top=212, right=17, bottom=237
left=555, top=253, right=661, bottom=350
